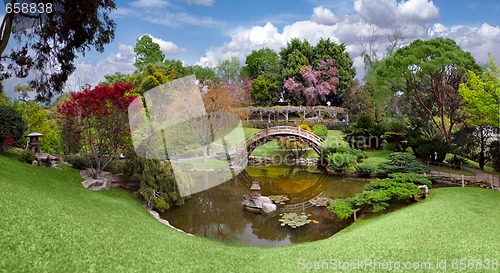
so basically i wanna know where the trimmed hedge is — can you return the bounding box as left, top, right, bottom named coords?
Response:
left=329, top=172, right=427, bottom=219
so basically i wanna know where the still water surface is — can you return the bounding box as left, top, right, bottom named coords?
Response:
left=161, top=165, right=370, bottom=246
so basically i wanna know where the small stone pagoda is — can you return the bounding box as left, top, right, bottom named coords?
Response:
left=242, top=181, right=276, bottom=214
left=26, top=132, right=44, bottom=153
left=26, top=132, right=60, bottom=169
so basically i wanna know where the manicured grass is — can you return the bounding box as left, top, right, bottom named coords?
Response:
left=178, top=158, right=232, bottom=169
left=1, top=152, right=499, bottom=272
left=363, top=149, right=392, bottom=166
left=325, top=129, right=346, bottom=145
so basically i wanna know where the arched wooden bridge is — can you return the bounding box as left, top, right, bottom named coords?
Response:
left=232, top=126, right=327, bottom=168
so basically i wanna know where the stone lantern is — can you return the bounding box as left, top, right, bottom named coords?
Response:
left=250, top=181, right=261, bottom=198
left=26, top=132, right=44, bottom=153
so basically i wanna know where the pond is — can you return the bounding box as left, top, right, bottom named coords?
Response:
left=160, top=165, right=370, bottom=246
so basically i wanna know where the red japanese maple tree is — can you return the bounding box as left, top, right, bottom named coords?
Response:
left=58, top=82, right=136, bottom=178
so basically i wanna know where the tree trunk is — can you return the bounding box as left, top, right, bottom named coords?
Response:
left=479, top=127, right=485, bottom=170
left=203, top=144, right=209, bottom=164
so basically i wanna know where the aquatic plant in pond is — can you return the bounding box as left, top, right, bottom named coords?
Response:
left=309, top=196, right=334, bottom=207
left=279, top=212, right=312, bottom=228
left=268, top=195, right=290, bottom=204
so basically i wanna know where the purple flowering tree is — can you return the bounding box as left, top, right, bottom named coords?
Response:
left=284, top=59, right=339, bottom=106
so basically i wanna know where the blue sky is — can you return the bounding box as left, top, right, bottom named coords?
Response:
left=2, top=0, right=500, bottom=97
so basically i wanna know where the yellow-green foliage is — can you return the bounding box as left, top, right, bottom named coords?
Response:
left=458, top=56, right=500, bottom=127
left=299, top=123, right=312, bottom=132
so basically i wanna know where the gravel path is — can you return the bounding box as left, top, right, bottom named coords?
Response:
left=431, top=166, right=500, bottom=188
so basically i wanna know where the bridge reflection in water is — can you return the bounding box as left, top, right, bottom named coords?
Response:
left=160, top=165, right=369, bottom=246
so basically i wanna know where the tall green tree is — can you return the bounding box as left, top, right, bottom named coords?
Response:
left=12, top=100, right=63, bottom=154
left=163, top=59, right=185, bottom=79
left=456, top=56, right=500, bottom=169
left=0, top=105, right=24, bottom=149
left=243, top=48, right=281, bottom=79
left=249, top=72, right=281, bottom=106
left=102, top=72, right=130, bottom=85
left=216, top=56, right=242, bottom=85
left=184, top=65, right=216, bottom=87
left=0, top=92, right=11, bottom=106
left=376, top=38, right=481, bottom=142
left=134, top=35, right=165, bottom=71
left=458, top=56, right=500, bottom=127
left=280, top=38, right=354, bottom=106
left=280, top=39, right=315, bottom=76
left=314, top=38, right=355, bottom=105
left=129, top=63, right=174, bottom=95
left=0, top=0, right=116, bottom=103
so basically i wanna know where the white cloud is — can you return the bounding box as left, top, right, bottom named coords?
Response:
left=186, top=0, right=214, bottom=6
left=354, top=0, right=398, bottom=27
left=196, top=1, right=499, bottom=80
left=111, top=7, right=140, bottom=18
left=311, top=6, right=340, bottom=25
left=397, top=0, right=439, bottom=24
left=130, top=0, right=172, bottom=8
left=66, top=43, right=135, bottom=91
left=145, top=12, right=221, bottom=28
left=353, top=0, right=439, bottom=26
left=428, top=23, right=500, bottom=66
left=197, top=22, right=285, bottom=67
left=428, top=23, right=448, bottom=36
left=478, top=23, right=500, bottom=41
left=65, top=34, right=187, bottom=90
left=141, top=34, right=186, bottom=55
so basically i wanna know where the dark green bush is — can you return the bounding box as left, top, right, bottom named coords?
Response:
left=19, top=150, right=35, bottom=164
left=65, top=155, right=90, bottom=170
left=377, top=152, right=430, bottom=175
left=8, top=147, right=25, bottom=155
left=327, top=153, right=358, bottom=172
left=312, top=124, right=328, bottom=140
left=363, top=179, right=422, bottom=197
left=354, top=164, right=378, bottom=177
left=447, top=155, right=467, bottom=167
left=124, top=150, right=187, bottom=212
left=103, top=160, right=126, bottom=174
left=322, top=145, right=366, bottom=162
left=342, top=113, right=385, bottom=150
left=387, top=172, right=433, bottom=187
left=328, top=173, right=425, bottom=219
left=328, top=199, right=355, bottom=219
left=489, top=140, right=500, bottom=172
left=383, top=121, right=408, bottom=152
left=0, top=105, right=24, bottom=150
left=350, top=189, right=393, bottom=212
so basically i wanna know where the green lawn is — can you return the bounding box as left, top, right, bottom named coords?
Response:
left=1, top=152, right=499, bottom=272
left=363, top=150, right=392, bottom=166
left=325, top=129, right=346, bottom=145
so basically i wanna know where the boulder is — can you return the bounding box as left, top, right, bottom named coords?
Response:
left=82, top=178, right=110, bottom=191
left=262, top=202, right=277, bottom=213
left=242, top=195, right=277, bottom=213
left=34, top=153, right=59, bottom=168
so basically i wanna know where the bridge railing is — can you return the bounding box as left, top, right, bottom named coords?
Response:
left=230, top=126, right=327, bottom=168
left=244, top=126, right=325, bottom=147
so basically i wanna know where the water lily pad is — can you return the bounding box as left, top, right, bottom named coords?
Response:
left=309, top=197, right=334, bottom=207
left=269, top=195, right=290, bottom=204
left=279, top=212, right=312, bottom=228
